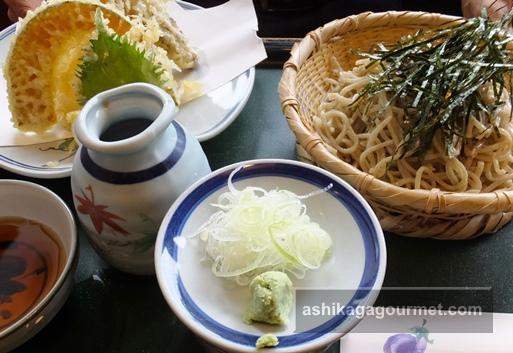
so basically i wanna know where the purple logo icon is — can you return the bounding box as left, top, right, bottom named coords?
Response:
left=384, top=319, right=433, bottom=353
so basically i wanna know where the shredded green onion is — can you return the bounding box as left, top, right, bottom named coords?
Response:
left=191, top=167, right=333, bottom=286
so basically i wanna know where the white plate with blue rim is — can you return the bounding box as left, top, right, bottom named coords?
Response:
left=0, top=0, right=254, bottom=179
left=155, top=159, right=386, bottom=353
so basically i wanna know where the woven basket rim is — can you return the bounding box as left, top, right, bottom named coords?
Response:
left=278, top=10, right=513, bottom=215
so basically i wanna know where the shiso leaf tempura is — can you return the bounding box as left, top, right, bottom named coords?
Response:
left=191, top=166, right=333, bottom=286
left=78, top=9, right=167, bottom=103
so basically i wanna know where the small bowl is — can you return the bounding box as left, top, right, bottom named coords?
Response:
left=155, top=159, right=386, bottom=353
left=0, top=180, right=77, bottom=352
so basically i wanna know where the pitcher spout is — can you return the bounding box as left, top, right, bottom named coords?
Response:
left=74, top=83, right=177, bottom=154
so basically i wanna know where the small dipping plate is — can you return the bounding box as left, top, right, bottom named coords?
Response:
left=155, top=159, right=386, bottom=352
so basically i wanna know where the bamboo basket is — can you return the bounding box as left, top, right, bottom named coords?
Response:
left=278, top=11, right=513, bottom=239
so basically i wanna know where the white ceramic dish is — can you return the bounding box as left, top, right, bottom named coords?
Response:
left=155, top=159, right=387, bottom=353
left=0, top=180, right=78, bottom=352
left=0, top=1, right=254, bottom=179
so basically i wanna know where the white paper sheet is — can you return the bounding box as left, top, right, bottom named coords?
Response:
left=168, top=0, right=267, bottom=94
left=0, top=0, right=266, bottom=147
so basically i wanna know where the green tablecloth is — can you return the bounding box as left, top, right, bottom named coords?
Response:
left=2, top=69, right=513, bottom=353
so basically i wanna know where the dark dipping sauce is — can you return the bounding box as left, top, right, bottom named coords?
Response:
left=0, top=217, right=64, bottom=330
left=100, top=118, right=153, bottom=142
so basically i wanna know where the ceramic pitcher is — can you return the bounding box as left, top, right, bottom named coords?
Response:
left=71, top=83, right=211, bottom=275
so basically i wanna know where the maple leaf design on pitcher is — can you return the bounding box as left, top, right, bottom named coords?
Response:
left=75, top=185, right=129, bottom=236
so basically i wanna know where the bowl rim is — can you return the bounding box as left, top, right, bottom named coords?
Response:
left=0, top=179, right=78, bottom=339
left=154, top=158, right=387, bottom=352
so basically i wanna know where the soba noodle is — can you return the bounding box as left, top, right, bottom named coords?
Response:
left=315, top=59, right=513, bottom=192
